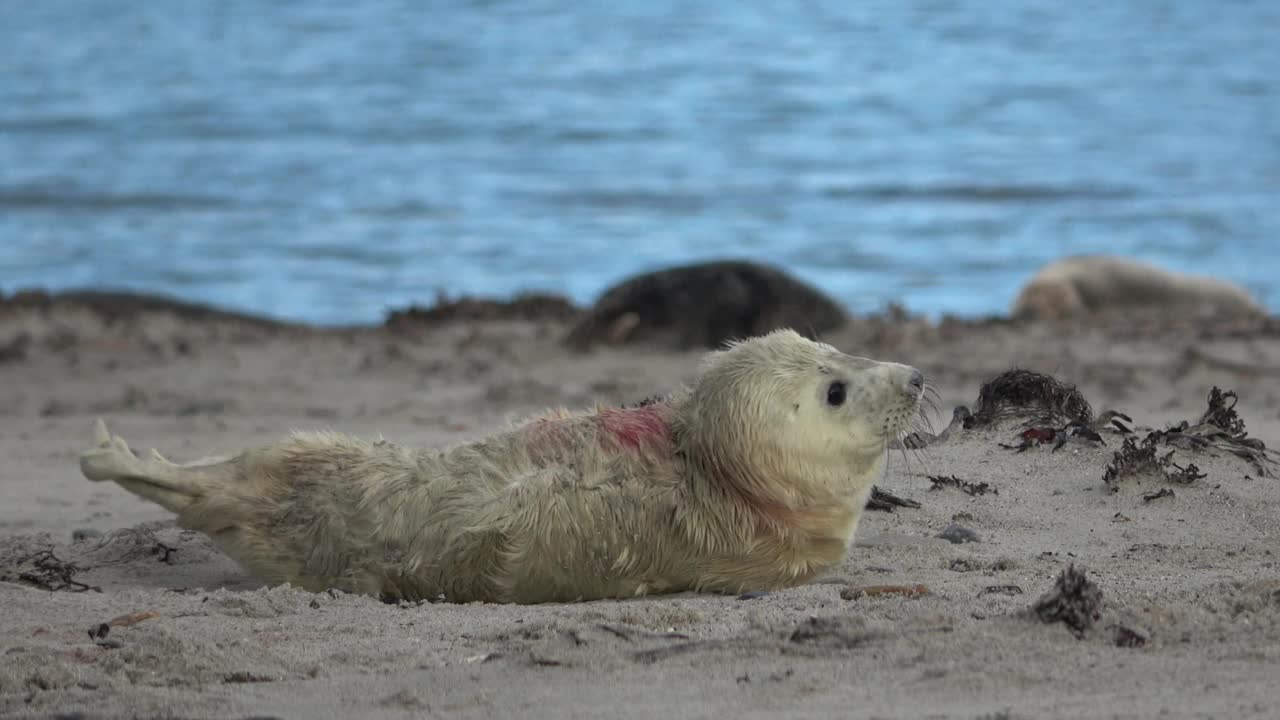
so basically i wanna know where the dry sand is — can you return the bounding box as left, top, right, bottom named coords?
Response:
left=2, top=298, right=1279, bottom=719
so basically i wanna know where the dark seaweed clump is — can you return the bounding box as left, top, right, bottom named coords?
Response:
left=1, top=549, right=100, bottom=593
left=1102, top=436, right=1205, bottom=491
left=1113, top=386, right=1277, bottom=480
left=0, top=288, right=286, bottom=328
left=1033, top=564, right=1102, bottom=638
left=965, top=369, right=1093, bottom=429
left=385, top=292, right=581, bottom=330
left=865, top=486, right=922, bottom=512
left=927, top=474, right=997, bottom=496
left=1199, top=386, right=1246, bottom=438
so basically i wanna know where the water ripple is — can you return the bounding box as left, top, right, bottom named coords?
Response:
left=0, top=184, right=235, bottom=212
left=0, top=0, right=1276, bottom=324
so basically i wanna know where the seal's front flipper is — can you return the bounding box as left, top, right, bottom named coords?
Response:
left=79, top=419, right=235, bottom=515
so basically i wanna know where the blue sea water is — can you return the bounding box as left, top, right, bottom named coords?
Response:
left=2, top=0, right=1278, bottom=325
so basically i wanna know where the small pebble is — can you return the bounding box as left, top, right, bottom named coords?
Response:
left=937, top=524, right=980, bottom=544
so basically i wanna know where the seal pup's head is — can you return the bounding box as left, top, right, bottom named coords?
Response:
left=676, top=329, right=924, bottom=531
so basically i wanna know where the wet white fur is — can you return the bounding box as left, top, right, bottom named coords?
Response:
left=80, top=329, right=923, bottom=604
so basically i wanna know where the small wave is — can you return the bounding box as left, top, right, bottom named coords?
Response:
left=281, top=245, right=408, bottom=265
left=351, top=201, right=453, bottom=219
left=821, top=183, right=1137, bottom=203
left=0, top=116, right=103, bottom=134
left=518, top=188, right=708, bottom=213
left=548, top=126, right=668, bottom=144
left=0, top=185, right=235, bottom=212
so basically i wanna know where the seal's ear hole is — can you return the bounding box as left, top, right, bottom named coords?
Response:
left=826, top=381, right=847, bottom=408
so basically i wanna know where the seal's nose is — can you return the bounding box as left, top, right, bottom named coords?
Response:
left=905, top=369, right=925, bottom=396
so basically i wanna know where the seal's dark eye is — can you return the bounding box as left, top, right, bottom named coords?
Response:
left=826, top=381, right=846, bottom=407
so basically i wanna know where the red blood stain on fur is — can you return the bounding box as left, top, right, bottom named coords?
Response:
left=598, top=405, right=671, bottom=451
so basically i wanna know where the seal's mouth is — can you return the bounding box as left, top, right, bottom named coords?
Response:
left=885, top=376, right=935, bottom=446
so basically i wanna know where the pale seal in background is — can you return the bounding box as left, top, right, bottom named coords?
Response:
left=79, top=329, right=924, bottom=604
left=1011, top=255, right=1265, bottom=321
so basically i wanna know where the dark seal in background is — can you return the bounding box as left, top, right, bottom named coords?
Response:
left=566, top=260, right=848, bottom=351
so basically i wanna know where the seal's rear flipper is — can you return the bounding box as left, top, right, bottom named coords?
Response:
left=80, top=419, right=235, bottom=515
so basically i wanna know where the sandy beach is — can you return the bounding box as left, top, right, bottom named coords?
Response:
left=2, top=295, right=1278, bottom=719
